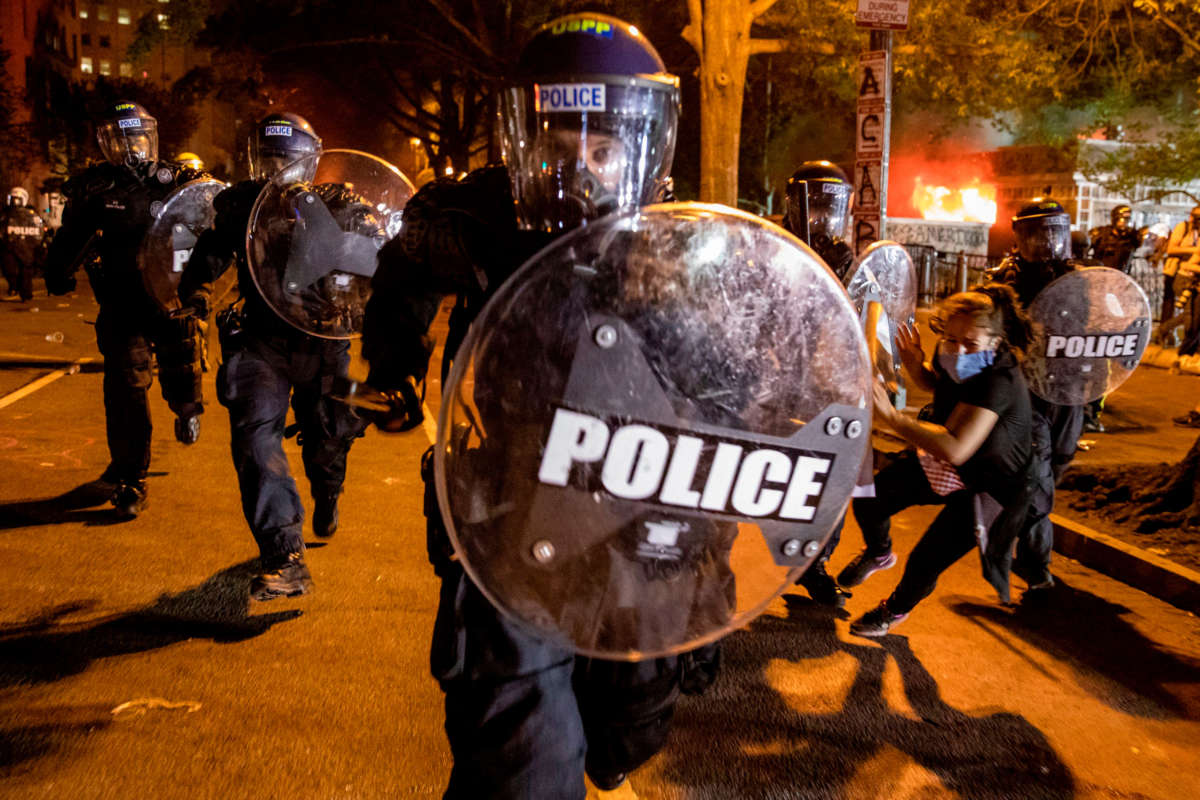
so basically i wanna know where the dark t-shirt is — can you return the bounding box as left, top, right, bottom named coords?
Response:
left=929, top=348, right=1032, bottom=502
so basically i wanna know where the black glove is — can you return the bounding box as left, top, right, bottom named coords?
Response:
left=374, top=377, right=424, bottom=433
left=183, top=293, right=210, bottom=320
left=333, top=376, right=424, bottom=433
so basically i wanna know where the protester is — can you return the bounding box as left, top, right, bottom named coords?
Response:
left=846, top=285, right=1034, bottom=637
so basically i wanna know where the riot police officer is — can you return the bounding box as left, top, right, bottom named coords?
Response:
left=783, top=160, right=856, bottom=281
left=992, top=199, right=1083, bottom=592
left=361, top=15, right=716, bottom=797
left=776, top=160, right=855, bottom=606
left=179, top=112, right=367, bottom=601
left=1, top=187, right=45, bottom=302
left=1088, top=204, right=1143, bottom=272
left=43, top=100, right=209, bottom=518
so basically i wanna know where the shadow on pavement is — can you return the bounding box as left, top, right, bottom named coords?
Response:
left=0, top=559, right=301, bottom=692
left=0, top=477, right=173, bottom=530
left=655, top=596, right=1075, bottom=799
left=948, top=580, right=1200, bottom=720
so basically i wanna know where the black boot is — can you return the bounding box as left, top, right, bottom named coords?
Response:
left=797, top=560, right=851, bottom=607
left=250, top=552, right=312, bottom=601
left=112, top=480, right=148, bottom=519
left=312, top=491, right=340, bottom=539
left=174, top=413, right=201, bottom=445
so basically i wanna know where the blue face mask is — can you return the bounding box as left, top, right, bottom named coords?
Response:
left=937, top=347, right=995, bottom=383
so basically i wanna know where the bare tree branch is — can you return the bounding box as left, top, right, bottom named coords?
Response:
left=749, top=0, right=781, bottom=19
left=424, top=0, right=497, bottom=60
left=749, top=38, right=789, bottom=56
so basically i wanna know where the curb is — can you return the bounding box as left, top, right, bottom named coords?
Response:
left=1051, top=514, right=1200, bottom=613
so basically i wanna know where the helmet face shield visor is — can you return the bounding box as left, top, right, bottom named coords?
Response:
left=1015, top=216, right=1071, bottom=262
left=97, top=118, right=158, bottom=166
left=499, top=77, right=678, bottom=232
left=786, top=180, right=851, bottom=246
left=249, top=138, right=322, bottom=182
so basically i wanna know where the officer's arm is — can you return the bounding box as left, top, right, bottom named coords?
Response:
left=362, top=236, right=445, bottom=391
left=179, top=188, right=243, bottom=317
left=178, top=226, right=234, bottom=318
left=43, top=197, right=95, bottom=295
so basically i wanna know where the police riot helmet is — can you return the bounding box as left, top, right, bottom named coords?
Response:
left=785, top=161, right=851, bottom=249
left=248, top=112, right=322, bottom=182
left=7, top=187, right=28, bottom=207
left=176, top=152, right=205, bottom=171
left=1013, top=198, right=1071, bottom=262
left=96, top=100, right=158, bottom=167
left=498, top=13, right=681, bottom=233
left=1110, top=204, right=1131, bottom=230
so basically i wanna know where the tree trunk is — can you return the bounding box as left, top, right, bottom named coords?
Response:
left=697, top=4, right=753, bottom=205
left=684, top=0, right=785, bottom=206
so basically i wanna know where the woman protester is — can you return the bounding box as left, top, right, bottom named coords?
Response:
left=844, top=285, right=1036, bottom=637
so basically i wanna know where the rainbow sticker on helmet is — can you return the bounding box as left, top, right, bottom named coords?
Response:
left=549, top=18, right=613, bottom=37
left=535, top=83, right=606, bottom=113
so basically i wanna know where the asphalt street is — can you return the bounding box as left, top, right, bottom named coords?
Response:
left=1, top=283, right=1198, bottom=799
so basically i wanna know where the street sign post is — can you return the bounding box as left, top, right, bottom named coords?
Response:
left=855, top=0, right=910, bottom=30
left=854, top=46, right=891, bottom=253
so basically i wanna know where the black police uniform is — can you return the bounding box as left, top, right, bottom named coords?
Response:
left=992, top=253, right=1084, bottom=586
left=43, top=160, right=207, bottom=486
left=1, top=203, right=44, bottom=301
left=363, top=165, right=718, bottom=798
left=179, top=179, right=368, bottom=568
left=1088, top=224, right=1141, bottom=272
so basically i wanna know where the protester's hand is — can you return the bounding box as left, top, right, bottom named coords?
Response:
left=871, top=379, right=896, bottom=427
left=895, top=321, right=924, bottom=372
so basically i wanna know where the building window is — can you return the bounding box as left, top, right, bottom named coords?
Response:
left=99, top=35, right=110, bottom=48
left=99, top=59, right=111, bottom=76
left=97, top=7, right=110, bottom=22
left=157, top=13, right=169, bottom=29
left=80, top=57, right=93, bottom=74
left=81, top=33, right=91, bottom=45
left=119, top=62, right=132, bottom=77
left=118, top=8, right=131, bottom=24
left=80, top=8, right=89, bottom=19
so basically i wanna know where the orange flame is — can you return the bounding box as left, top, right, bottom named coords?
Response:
left=912, top=177, right=997, bottom=224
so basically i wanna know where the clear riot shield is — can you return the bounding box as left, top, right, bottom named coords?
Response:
left=246, top=149, right=414, bottom=339
left=1025, top=267, right=1151, bottom=406
left=844, top=241, right=917, bottom=391
left=437, top=203, right=873, bottom=659
left=138, top=178, right=225, bottom=313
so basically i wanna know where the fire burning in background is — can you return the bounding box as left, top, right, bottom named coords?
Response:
left=911, top=177, right=997, bottom=224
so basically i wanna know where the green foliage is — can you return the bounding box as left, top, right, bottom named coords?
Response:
left=126, top=1, right=212, bottom=63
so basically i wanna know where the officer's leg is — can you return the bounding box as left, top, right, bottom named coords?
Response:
left=1, top=253, right=17, bottom=296
left=290, top=341, right=365, bottom=538
left=95, top=310, right=153, bottom=512
left=17, top=256, right=33, bottom=301
left=151, top=314, right=205, bottom=443
left=217, top=340, right=307, bottom=573
left=574, top=656, right=681, bottom=790
left=422, top=454, right=585, bottom=800
left=1015, top=410, right=1057, bottom=588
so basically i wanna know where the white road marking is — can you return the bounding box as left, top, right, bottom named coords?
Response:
left=422, top=403, right=437, bottom=445
left=0, top=357, right=94, bottom=410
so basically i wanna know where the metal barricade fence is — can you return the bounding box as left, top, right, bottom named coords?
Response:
left=904, top=245, right=998, bottom=306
